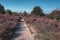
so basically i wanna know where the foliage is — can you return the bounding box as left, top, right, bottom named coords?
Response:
left=47, top=15, right=54, bottom=19
left=47, top=10, right=60, bottom=20
left=23, top=11, right=27, bottom=16
left=0, top=4, right=5, bottom=14
left=31, top=6, right=45, bottom=16
left=47, top=14, right=60, bottom=20
left=5, top=10, right=12, bottom=15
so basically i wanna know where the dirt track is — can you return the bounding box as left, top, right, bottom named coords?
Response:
left=10, top=19, right=34, bottom=40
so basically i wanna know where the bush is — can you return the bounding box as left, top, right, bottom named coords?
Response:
left=5, top=10, right=12, bottom=15
left=0, top=14, right=20, bottom=40
left=47, top=15, right=60, bottom=20
left=23, top=11, right=27, bottom=16
left=48, top=10, right=60, bottom=20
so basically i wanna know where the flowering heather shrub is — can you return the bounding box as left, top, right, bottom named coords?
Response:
left=0, top=14, right=21, bottom=40
left=56, top=22, right=60, bottom=27
left=24, top=14, right=60, bottom=40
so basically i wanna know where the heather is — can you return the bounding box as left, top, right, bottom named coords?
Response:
left=0, top=14, right=21, bottom=40
left=24, top=14, right=60, bottom=40
left=0, top=3, right=60, bottom=40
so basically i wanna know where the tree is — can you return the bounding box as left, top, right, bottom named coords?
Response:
left=31, top=6, right=45, bottom=16
left=23, top=11, right=27, bottom=16
left=5, top=9, right=12, bottom=15
left=0, top=4, right=5, bottom=14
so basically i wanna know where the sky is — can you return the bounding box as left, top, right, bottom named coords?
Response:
left=0, top=0, right=60, bottom=14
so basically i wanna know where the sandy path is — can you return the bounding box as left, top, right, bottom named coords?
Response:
left=10, top=19, right=34, bottom=40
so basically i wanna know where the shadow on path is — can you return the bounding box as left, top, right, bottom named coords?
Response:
left=10, top=22, right=26, bottom=40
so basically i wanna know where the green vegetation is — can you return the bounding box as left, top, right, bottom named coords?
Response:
left=47, top=10, right=60, bottom=21
left=0, top=4, right=12, bottom=15
left=31, top=6, right=45, bottom=16
left=23, top=11, right=27, bottom=16
left=0, top=4, right=5, bottom=14
left=5, top=9, right=12, bottom=15
left=47, top=14, right=60, bottom=20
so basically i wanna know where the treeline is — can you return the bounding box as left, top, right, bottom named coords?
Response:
left=0, top=4, right=60, bottom=21
left=23, top=6, right=60, bottom=21
left=0, top=4, right=12, bottom=15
